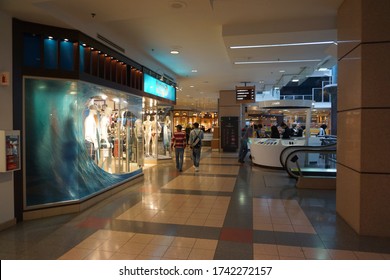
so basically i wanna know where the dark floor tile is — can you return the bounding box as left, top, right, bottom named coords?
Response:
left=220, top=228, right=253, bottom=243
left=273, top=231, right=304, bottom=247
left=252, top=230, right=276, bottom=244
left=294, top=233, right=325, bottom=248
left=214, top=240, right=253, bottom=260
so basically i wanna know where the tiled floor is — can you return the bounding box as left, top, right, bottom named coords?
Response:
left=1, top=147, right=390, bottom=260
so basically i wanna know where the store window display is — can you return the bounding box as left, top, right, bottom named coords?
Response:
left=24, top=78, right=143, bottom=208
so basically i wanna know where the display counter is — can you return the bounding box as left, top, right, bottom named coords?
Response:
left=249, top=138, right=306, bottom=168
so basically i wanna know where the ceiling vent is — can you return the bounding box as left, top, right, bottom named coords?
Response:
left=97, top=33, right=125, bottom=53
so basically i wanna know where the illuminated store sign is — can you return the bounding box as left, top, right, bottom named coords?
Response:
left=144, top=74, right=176, bottom=102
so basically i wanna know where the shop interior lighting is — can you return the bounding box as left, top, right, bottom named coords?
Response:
left=230, top=41, right=336, bottom=49
left=170, top=50, right=180, bottom=54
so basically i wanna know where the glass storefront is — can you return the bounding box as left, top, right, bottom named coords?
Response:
left=142, top=98, right=173, bottom=160
left=24, top=77, right=143, bottom=208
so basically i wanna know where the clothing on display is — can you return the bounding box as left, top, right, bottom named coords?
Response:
left=84, top=107, right=99, bottom=151
left=163, top=116, right=172, bottom=149
left=143, top=115, right=152, bottom=156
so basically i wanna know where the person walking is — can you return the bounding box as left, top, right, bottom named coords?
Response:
left=170, top=124, right=186, bottom=172
left=238, top=125, right=253, bottom=163
left=189, top=122, right=204, bottom=172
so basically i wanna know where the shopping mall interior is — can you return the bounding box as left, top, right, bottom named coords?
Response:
left=0, top=0, right=390, bottom=260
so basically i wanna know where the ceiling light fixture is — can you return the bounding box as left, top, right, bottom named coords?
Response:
left=234, top=59, right=322, bottom=65
left=170, top=50, right=180, bottom=54
left=230, top=41, right=335, bottom=49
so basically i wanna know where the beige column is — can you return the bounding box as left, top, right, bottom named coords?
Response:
left=337, top=0, right=390, bottom=237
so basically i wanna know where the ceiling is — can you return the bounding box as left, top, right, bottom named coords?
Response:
left=0, top=0, right=343, bottom=111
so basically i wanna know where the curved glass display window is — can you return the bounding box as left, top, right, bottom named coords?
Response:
left=24, top=77, right=143, bottom=208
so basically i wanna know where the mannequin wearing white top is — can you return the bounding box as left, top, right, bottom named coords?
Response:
left=143, top=115, right=152, bottom=156
left=85, top=108, right=98, bottom=159
left=163, top=116, right=171, bottom=149
left=100, top=107, right=112, bottom=148
left=134, top=118, right=143, bottom=138
left=151, top=116, right=162, bottom=157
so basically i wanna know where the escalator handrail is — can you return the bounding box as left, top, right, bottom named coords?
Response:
left=279, top=143, right=337, bottom=168
left=284, top=147, right=337, bottom=179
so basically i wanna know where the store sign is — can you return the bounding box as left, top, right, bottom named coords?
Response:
left=144, top=74, right=176, bottom=102
left=236, top=86, right=255, bottom=103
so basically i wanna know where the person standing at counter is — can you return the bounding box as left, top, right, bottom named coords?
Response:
left=238, top=125, right=253, bottom=163
left=280, top=122, right=291, bottom=139
left=270, top=125, right=280, bottom=138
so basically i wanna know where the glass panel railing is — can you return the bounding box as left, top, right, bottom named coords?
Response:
left=284, top=148, right=337, bottom=179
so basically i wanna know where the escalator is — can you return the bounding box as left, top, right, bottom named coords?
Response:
left=280, top=138, right=337, bottom=189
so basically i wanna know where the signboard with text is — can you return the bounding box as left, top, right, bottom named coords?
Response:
left=236, top=86, right=255, bottom=103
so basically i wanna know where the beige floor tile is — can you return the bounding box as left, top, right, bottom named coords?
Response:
left=150, top=235, right=175, bottom=246
left=129, top=233, right=155, bottom=244
left=277, top=245, right=305, bottom=258
left=58, top=248, right=93, bottom=260
left=172, top=237, right=197, bottom=248
left=272, top=224, right=294, bottom=232
left=186, top=218, right=206, bottom=226
left=253, top=243, right=278, bottom=256
left=98, top=239, right=128, bottom=252
left=163, top=246, right=192, bottom=259
left=194, top=239, right=218, bottom=250
left=140, top=244, right=169, bottom=257
left=271, top=217, right=291, bottom=225
left=253, top=254, right=280, bottom=260
left=106, top=231, right=135, bottom=241
left=109, top=252, right=138, bottom=260
left=117, top=242, right=147, bottom=255
left=253, top=223, right=273, bottom=231
left=188, top=248, right=215, bottom=260
left=136, top=255, right=161, bottom=260
left=84, top=249, right=115, bottom=260
left=204, top=218, right=224, bottom=227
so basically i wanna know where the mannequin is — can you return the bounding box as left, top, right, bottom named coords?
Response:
left=151, top=116, right=162, bottom=157
left=100, top=106, right=112, bottom=148
left=84, top=106, right=98, bottom=159
left=143, top=115, right=152, bottom=156
left=163, top=115, right=172, bottom=150
left=134, top=118, right=143, bottom=138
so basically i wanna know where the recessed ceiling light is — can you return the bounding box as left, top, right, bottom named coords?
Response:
left=234, top=59, right=321, bottom=65
left=191, top=69, right=198, bottom=73
left=170, top=50, right=180, bottom=54
left=230, top=41, right=335, bottom=49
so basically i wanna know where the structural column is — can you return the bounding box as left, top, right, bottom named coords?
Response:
left=337, top=0, right=390, bottom=237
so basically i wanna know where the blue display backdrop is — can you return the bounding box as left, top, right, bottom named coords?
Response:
left=24, top=78, right=142, bottom=207
left=143, top=73, right=176, bottom=102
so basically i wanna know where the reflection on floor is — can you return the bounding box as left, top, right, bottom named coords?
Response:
left=1, top=147, right=390, bottom=260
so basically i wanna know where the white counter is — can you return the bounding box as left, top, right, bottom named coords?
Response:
left=249, top=138, right=306, bottom=168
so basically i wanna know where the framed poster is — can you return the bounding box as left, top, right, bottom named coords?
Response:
left=0, top=130, right=21, bottom=172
